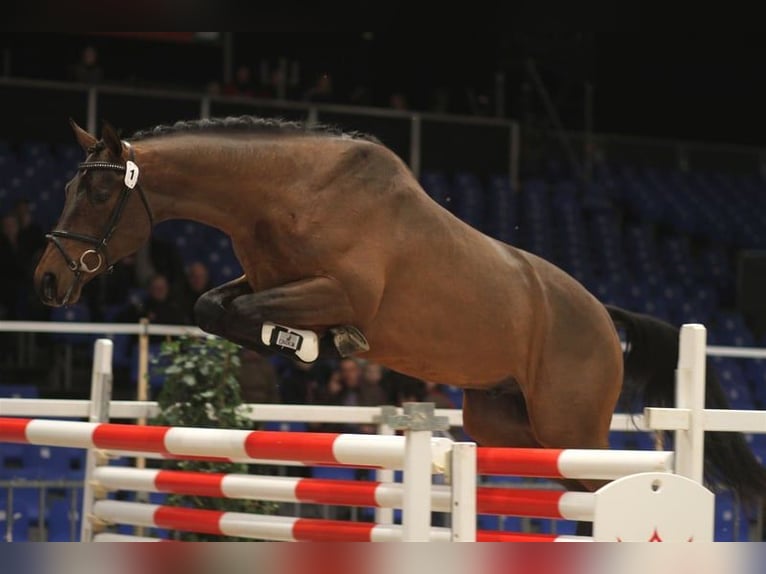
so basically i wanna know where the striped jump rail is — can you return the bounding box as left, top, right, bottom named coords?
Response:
left=91, top=500, right=591, bottom=543
left=93, top=466, right=596, bottom=521
left=0, top=417, right=451, bottom=471
left=476, top=447, right=674, bottom=480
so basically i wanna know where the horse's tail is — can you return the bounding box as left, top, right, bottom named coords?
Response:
left=605, top=304, right=766, bottom=503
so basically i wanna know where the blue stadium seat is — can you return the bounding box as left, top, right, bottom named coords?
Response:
left=310, top=466, right=358, bottom=481
left=0, top=385, right=39, bottom=398
left=714, top=492, right=749, bottom=541
left=0, top=506, right=29, bottom=542
left=49, top=303, right=93, bottom=346
left=47, top=499, right=79, bottom=541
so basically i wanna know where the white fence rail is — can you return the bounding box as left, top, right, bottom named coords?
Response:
left=3, top=320, right=764, bottom=358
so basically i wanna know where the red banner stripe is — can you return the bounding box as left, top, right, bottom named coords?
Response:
left=0, top=418, right=31, bottom=443
left=477, top=487, right=565, bottom=518
left=477, top=530, right=561, bottom=542
left=295, top=478, right=380, bottom=507
left=244, top=431, right=339, bottom=463
left=293, top=518, right=376, bottom=542
left=93, top=424, right=170, bottom=453
left=477, top=448, right=564, bottom=477
left=155, top=470, right=225, bottom=498
left=154, top=506, right=224, bottom=535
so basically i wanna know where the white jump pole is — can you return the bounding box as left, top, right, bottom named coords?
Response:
left=374, top=417, right=395, bottom=525
left=80, top=339, right=113, bottom=543
left=383, top=403, right=449, bottom=542
left=450, top=442, right=477, bottom=542
left=674, top=324, right=707, bottom=484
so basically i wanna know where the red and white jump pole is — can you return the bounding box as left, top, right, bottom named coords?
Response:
left=92, top=466, right=596, bottom=520
left=90, top=500, right=589, bottom=543
left=0, top=418, right=452, bottom=471
left=0, top=331, right=719, bottom=543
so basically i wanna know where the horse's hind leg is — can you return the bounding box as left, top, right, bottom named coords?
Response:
left=525, top=346, right=622, bottom=493
left=462, top=386, right=539, bottom=448
left=463, top=386, right=597, bottom=537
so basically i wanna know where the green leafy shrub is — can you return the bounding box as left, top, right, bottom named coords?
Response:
left=150, top=336, right=277, bottom=541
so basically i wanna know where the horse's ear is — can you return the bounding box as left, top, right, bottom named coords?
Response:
left=69, top=118, right=96, bottom=152
left=101, top=121, right=123, bottom=158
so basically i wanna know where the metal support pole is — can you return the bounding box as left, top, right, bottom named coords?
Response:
left=494, top=71, right=506, bottom=118
left=86, top=88, right=97, bottom=135
left=450, top=442, right=476, bottom=542
left=200, top=96, right=211, bottom=120
left=525, top=59, right=584, bottom=182
left=383, top=403, right=449, bottom=542
left=584, top=81, right=594, bottom=185
left=375, top=417, right=395, bottom=525
left=674, top=324, right=707, bottom=484
left=409, top=114, right=422, bottom=179
left=222, top=33, right=234, bottom=85
left=306, top=106, right=319, bottom=127
left=510, top=121, right=521, bottom=190
left=80, top=339, right=113, bottom=542
left=134, top=319, right=150, bottom=536
left=4, top=487, right=13, bottom=542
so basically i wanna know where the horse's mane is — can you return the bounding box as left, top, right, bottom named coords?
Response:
left=129, top=116, right=380, bottom=144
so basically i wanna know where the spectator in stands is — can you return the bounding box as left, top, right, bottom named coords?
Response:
left=278, top=359, right=327, bottom=405
left=0, top=214, right=24, bottom=319
left=317, top=369, right=345, bottom=404
left=382, top=370, right=427, bottom=405
left=359, top=362, right=388, bottom=406
left=338, top=357, right=362, bottom=407
left=310, top=369, right=348, bottom=433
left=238, top=349, right=279, bottom=404
left=424, top=381, right=456, bottom=409
left=303, top=72, right=335, bottom=103
left=135, top=238, right=186, bottom=293
left=13, top=200, right=45, bottom=262
left=183, top=261, right=213, bottom=320
left=117, top=274, right=188, bottom=326
left=97, top=237, right=185, bottom=313
left=389, top=92, right=409, bottom=111
left=70, top=45, right=104, bottom=84
left=430, top=87, right=451, bottom=114
left=223, top=65, right=255, bottom=97
left=356, top=361, right=389, bottom=434
left=96, top=254, right=142, bottom=308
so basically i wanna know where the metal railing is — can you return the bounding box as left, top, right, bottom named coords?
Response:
left=0, top=76, right=520, bottom=185
left=2, top=76, right=765, bottom=197
left=1, top=479, right=82, bottom=542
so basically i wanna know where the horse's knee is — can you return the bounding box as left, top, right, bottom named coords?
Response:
left=193, top=293, right=224, bottom=334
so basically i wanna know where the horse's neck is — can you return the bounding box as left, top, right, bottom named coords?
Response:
left=135, top=136, right=302, bottom=238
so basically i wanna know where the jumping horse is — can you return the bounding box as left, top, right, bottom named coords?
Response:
left=34, top=118, right=766, bottom=501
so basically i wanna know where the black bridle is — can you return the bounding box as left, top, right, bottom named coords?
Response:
left=45, top=142, right=154, bottom=304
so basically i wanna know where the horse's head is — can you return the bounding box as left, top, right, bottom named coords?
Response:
left=34, top=120, right=154, bottom=306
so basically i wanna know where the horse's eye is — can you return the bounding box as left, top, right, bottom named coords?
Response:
left=89, top=187, right=112, bottom=204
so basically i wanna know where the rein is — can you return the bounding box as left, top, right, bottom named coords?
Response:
left=45, top=142, right=154, bottom=304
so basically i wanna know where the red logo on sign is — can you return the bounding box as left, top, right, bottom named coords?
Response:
left=616, top=528, right=693, bottom=542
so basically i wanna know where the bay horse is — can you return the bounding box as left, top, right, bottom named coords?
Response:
left=34, top=117, right=765, bottom=501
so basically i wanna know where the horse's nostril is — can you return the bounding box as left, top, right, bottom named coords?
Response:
left=42, top=272, right=57, bottom=302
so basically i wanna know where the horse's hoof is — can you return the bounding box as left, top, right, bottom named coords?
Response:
left=330, top=325, right=370, bottom=357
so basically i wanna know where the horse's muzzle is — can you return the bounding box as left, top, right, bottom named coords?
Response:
left=39, top=272, right=58, bottom=305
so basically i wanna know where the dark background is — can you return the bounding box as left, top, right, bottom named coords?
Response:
left=2, top=32, right=764, bottom=146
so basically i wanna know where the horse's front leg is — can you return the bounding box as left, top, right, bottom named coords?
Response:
left=192, top=276, right=273, bottom=354
left=194, top=275, right=369, bottom=362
